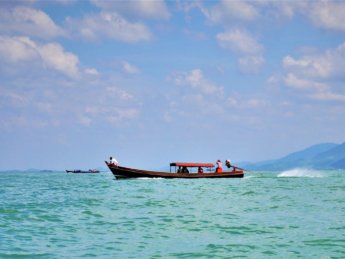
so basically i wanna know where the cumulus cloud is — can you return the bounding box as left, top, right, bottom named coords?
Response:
left=307, top=0, right=345, bottom=31
left=39, top=43, right=79, bottom=78
left=217, top=29, right=265, bottom=73
left=90, top=0, right=170, bottom=20
left=173, top=69, right=223, bottom=95
left=122, top=61, right=140, bottom=74
left=270, top=1, right=345, bottom=32
left=201, top=0, right=259, bottom=24
left=0, top=6, right=65, bottom=39
left=195, top=1, right=345, bottom=33
left=284, top=73, right=327, bottom=92
left=0, top=36, right=79, bottom=78
left=0, top=36, right=37, bottom=62
left=283, top=43, right=345, bottom=79
left=66, top=12, right=152, bottom=42
left=217, top=29, right=263, bottom=54
left=281, top=42, right=345, bottom=101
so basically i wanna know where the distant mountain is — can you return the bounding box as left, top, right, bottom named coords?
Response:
left=246, top=142, right=345, bottom=170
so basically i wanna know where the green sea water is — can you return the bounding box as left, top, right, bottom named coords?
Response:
left=0, top=169, right=344, bottom=258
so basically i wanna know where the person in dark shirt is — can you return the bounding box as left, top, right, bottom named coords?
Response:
left=182, top=166, right=189, bottom=173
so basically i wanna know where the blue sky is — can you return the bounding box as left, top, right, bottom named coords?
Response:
left=1, top=0, right=345, bottom=170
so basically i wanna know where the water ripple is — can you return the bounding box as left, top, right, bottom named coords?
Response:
left=0, top=171, right=344, bottom=258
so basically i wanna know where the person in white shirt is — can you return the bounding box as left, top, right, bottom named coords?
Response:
left=109, top=156, right=118, bottom=166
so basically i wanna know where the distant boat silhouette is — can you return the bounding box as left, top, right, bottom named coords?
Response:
left=65, top=169, right=100, bottom=174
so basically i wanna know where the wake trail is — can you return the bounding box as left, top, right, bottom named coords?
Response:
left=277, top=168, right=324, bottom=178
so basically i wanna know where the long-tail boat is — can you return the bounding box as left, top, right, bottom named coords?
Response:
left=105, top=161, right=244, bottom=179
left=65, top=169, right=100, bottom=173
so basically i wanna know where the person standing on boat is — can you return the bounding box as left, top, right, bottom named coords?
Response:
left=109, top=156, right=118, bottom=166
left=225, top=159, right=232, bottom=169
left=216, top=160, right=223, bottom=173
left=198, top=166, right=203, bottom=173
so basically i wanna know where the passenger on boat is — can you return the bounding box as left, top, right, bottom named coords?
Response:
left=177, top=166, right=182, bottom=173
left=225, top=159, right=232, bottom=168
left=198, top=167, right=203, bottom=173
left=216, top=160, right=223, bottom=173
left=182, top=166, right=189, bottom=174
left=109, top=156, right=118, bottom=166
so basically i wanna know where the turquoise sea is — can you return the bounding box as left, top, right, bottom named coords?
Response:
left=0, top=169, right=344, bottom=258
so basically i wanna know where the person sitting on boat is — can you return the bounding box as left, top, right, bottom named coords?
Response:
left=177, top=166, right=182, bottom=173
left=182, top=166, right=189, bottom=174
left=198, top=166, right=203, bottom=173
left=216, top=160, right=223, bottom=173
left=109, top=156, right=118, bottom=166
left=225, top=159, right=232, bottom=169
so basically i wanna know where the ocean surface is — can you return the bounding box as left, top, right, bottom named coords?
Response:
left=0, top=169, right=344, bottom=258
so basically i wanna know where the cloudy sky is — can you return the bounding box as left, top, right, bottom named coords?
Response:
left=1, top=0, right=345, bottom=170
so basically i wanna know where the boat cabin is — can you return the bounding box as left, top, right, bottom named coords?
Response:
left=170, top=162, right=215, bottom=174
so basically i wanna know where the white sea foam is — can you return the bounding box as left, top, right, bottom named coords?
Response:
left=243, top=175, right=256, bottom=179
left=278, top=168, right=324, bottom=178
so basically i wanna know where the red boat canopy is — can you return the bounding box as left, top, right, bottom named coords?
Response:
left=170, top=162, right=215, bottom=168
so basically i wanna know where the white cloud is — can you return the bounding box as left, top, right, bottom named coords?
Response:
left=311, top=91, right=345, bottom=101
left=106, top=86, right=134, bottom=101
left=90, top=0, right=170, bottom=20
left=197, top=1, right=345, bottom=33
left=83, top=105, right=139, bottom=126
left=122, top=61, right=140, bottom=74
left=202, top=0, right=259, bottom=24
left=284, top=73, right=327, bottom=92
left=66, top=12, right=152, bottom=42
left=217, top=29, right=265, bottom=73
left=281, top=42, right=345, bottom=102
left=0, top=6, right=65, bottom=39
left=39, top=43, right=79, bottom=78
left=217, top=29, right=263, bottom=55
left=173, top=69, right=223, bottom=95
left=0, top=36, right=79, bottom=78
left=227, top=96, right=268, bottom=109
left=283, top=55, right=332, bottom=79
left=307, top=0, right=345, bottom=31
left=106, top=108, right=139, bottom=125
left=283, top=43, right=345, bottom=79
left=0, top=36, right=37, bottom=62
left=85, top=68, right=99, bottom=76
left=269, top=1, right=345, bottom=32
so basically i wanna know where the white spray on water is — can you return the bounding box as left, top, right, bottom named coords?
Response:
left=278, top=168, right=324, bottom=178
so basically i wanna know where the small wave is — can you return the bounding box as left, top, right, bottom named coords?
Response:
left=137, top=177, right=163, bottom=180
left=278, top=168, right=324, bottom=178
left=243, top=175, right=256, bottom=179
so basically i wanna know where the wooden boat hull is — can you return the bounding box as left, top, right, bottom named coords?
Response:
left=106, top=163, right=244, bottom=179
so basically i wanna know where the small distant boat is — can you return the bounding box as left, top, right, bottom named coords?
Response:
left=105, top=161, right=244, bottom=179
left=65, top=169, right=100, bottom=174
